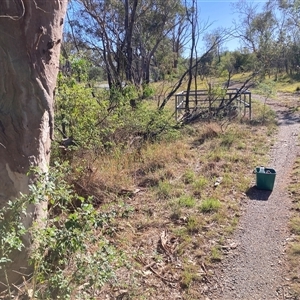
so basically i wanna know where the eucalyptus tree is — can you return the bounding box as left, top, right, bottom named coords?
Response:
left=0, top=0, right=68, bottom=290
left=232, top=0, right=300, bottom=77
left=134, top=0, right=187, bottom=84
left=70, top=0, right=187, bottom=95
left=232, top=1, right=278, bottom=77
left=273, top=0, right=300, bottom=75
left=170, top=7, right=189, bottom=70
left=276, top=0, right=300, bottom=26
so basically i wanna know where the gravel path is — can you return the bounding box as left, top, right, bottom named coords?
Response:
left=206, top=95, right=300, bottom=299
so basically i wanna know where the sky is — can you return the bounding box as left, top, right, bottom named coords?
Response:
left=196, top=0, right=269, bottom=51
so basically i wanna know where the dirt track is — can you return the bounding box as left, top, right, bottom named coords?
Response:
left=205, top=93, right=300, bottom=299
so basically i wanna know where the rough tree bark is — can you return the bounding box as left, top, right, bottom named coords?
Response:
left=0, top=0, right=68, bottom=289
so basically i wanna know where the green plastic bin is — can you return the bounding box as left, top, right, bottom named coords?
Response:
left=255, top=167, right=276, bottom=191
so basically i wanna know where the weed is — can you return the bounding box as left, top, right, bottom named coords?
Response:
left=207, top=149, right=224, bottom=162
left=186, top=215, right=202, bottom=234
left=290, top=243, right=300, bottom=256
left=212, top=210, right=227, bottom=226
left=220, top=131, right=236, bottom=148
left=156, top=180, right=173, bottom=199
left=210, top=245, right=222, bottom=262
left=181, top=263, right=201, bottom=289
left=183, top=169, right=196, bottom=184
left=218, top=173, right=231, bottom=189
left=118, top=202, right=134, bottom=219
left=251, top=99, right=277, bottom=126
left=170, top=207, right=182, bottom=222
left=174, top=234, right=192, bottom=256
left=178, top=195, right=197, bottom=208
left=199, top=198, right=221, bottom=213
left=237, top=141, right=247, bottom=150
left=193, top=176, right=208, bottom=193
left=290, top=217, right=300, bottom=235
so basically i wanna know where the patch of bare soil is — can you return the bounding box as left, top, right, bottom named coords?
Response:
left=204, top=93, right=300, bottom=299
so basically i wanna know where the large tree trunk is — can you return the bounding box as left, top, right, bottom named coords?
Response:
left=0, top=0, right=68, bottom=290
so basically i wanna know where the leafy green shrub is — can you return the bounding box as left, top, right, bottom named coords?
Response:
left=0, top=200, right=27, bottom=297
left=121, top=100, right=179, bottom=142
left=54, top=62, right=179, bottom=161
left=55, top=71, right=104, bottom=151
left=0, top=163, right=121, bottom=299
left=142, top=83, right=155, bottom=98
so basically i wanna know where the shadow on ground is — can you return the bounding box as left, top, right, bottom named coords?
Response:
left=277, top=110, right=300, bottom=125
left=246, top=186, right=272, bottom=201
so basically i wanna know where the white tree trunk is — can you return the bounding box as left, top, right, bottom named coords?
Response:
left=0, top=0, right=68, bottom=289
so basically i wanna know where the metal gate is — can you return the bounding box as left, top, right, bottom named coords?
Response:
left=175, top=88, right=251, bottom=121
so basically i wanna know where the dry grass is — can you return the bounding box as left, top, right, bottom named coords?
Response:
left=274, top=74, right=300, bottom=93
left=72, top=103, right=277, bottom=299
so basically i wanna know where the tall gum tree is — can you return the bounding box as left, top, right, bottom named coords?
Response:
left=0, top=0, right=68, bottom=289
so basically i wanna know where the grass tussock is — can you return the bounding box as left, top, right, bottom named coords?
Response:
left=199, top=197, right=221, bottom=213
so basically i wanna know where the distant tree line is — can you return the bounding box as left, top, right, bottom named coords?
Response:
left=61, top=0, right=300, bottom=109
